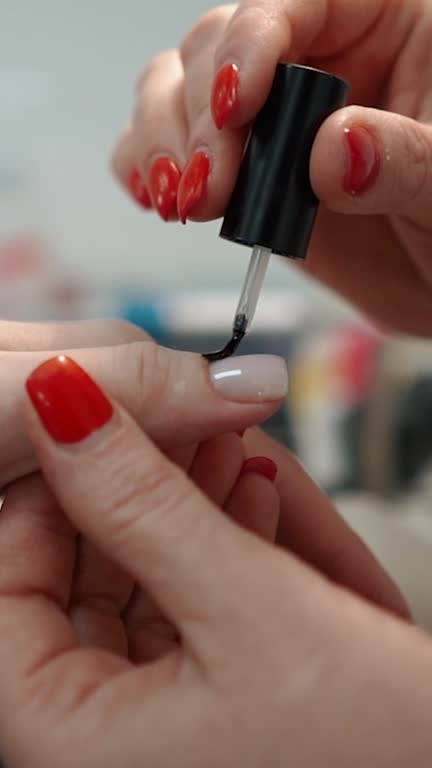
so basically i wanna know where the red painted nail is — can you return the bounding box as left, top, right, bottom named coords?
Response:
left=149, top=157, right=182, bottom=221
left=212, top=63, right=240, bottom=130
left=343, top=126, right=380, bottom=196
left=128, top=167, right=153, bottom=209
left=26, top=355, right=113, bottom=444
left=177, top=152, right=211, bottom=224
left=240, top=457, right=278, bottom=483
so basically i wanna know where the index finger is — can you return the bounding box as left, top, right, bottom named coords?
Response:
left=212, top=0, right=387, bottom=128
left=24, top=356, right=273, bottom=666
left=243, top=428, right=411, bottom=620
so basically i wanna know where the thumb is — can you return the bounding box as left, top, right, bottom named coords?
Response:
left=2, top=342, right=287, bottom=485
left=23, top=355, right=269, bottom=663
left=311, top=105, right=432, bottom=225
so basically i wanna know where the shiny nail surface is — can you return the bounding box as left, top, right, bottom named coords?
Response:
left=240, top=457, right=278, bottom=483
left=210, top=355, right=288, bottom=403
left=177, top=152, right=211, bottom=224
left=129, top=167, right=153, bottom=209
left=343, top=126, right=380, bottom=196
left=212, top=63, right=240, bottom=130
left=149, top=157, right=182, bottom=221
left=26, top=356, right=113, bottom=444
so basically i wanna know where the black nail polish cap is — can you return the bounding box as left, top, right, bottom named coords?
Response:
left=219, top=63, right=350, bottom=260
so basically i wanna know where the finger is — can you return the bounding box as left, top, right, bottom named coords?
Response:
left=0, top=475, right=129, bottom=734
left=113, top=51, right=188, bottom=220
left=3, top=346, right=287, bottom=486
left=70, top=540, right=133, bottom=656
left=311, top=106, right=432, bottom=228
left=211, top=0, right=385, bottom=128
left=178, top=6, right=246, bottom=221
left=0, top=318, right=146, bottom=351
left=132, top=50, right=187, bottom=221
left=24, top=356, right=269, bottom=662
left=125, top=434, right=244, bottom=663
left=112, top=124, right=154, bottom=210
left=243, top=428, right=411, bottom=620
left=225, top=456, right=280, bottom=541
left=188, top=433, right=245, bottom=505
left=124, top=587, right=179, bottom=664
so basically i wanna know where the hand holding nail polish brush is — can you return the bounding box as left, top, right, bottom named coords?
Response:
left=204, top=64, right=349, bottom=362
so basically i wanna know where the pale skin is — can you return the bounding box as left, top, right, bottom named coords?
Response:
left=113, top=0, right=432, bottom=335
left=2, top=0, right=432, bottom=763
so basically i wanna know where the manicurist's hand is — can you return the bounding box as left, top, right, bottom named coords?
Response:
left=114, top=0, right=432, bottom=334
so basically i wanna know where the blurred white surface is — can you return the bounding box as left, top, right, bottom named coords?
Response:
left=339, top=489, right=432, bottom=629
left=0, top=0, right=330, bottom=298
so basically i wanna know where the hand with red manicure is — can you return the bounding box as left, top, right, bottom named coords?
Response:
left=114, top=0, right=432, bottom=335
left=0, top=349, right=427, bottom=768
left=0, top=317, right=409, bottom=622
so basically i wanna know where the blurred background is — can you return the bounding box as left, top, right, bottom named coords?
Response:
left=1, top=1, right=432, bottom=625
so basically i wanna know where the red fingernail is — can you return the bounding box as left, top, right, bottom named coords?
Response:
left=149, top=157, right=182, bottom=221
left=212, top=63, right=240, bottom=130
left=26, top=356, right=113, bottom=444
left=343, top=126, right=380, bottom=196
left=128, top=167, right=153, bottom=209
left=177, top=152, right=211, bottom=224
left=240, top=457, right=278, bottom=483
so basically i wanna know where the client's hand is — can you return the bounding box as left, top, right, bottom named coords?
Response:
left=0, top=318, right=409, bottom=620
left=0, top=355, right=425, bottom=768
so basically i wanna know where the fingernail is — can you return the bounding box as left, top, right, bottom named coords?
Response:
left=212, top=63, right=240, bottom=130
left=128, top=167, right=153, bottom=209
left=26, top=356, right=113, bottom=444
left=343, top=126, right=380, bottom=196
left=240, top=457, right=278, bottom=483
left=210, top=355, right=288, bottom=403
left=148, top=157, right=182, bottom=221
left=177, top=151, right=211, bottom=224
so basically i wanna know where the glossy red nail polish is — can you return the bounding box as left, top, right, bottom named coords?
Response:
left=212, top=63, right=240, bottom=130
left=343, top=126, right=380, bottom=196
left=149, top=157, right=182, bottom=221
left=26, top=356, right=114, bottom=444
left=240, top=457, right=278, bottom=483
left=177, top=152, right=211, bottom=224
left=128, top=167, right=153, bottom=209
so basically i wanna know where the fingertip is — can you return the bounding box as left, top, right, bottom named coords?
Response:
left=310, top=107, right=382, bottom=211
left=240, top=456, right=278, bottom=484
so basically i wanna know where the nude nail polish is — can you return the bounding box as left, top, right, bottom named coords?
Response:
left=210, top=355, right=288, bottom=403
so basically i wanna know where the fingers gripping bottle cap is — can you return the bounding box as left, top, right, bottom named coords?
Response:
left=204, top=64, right=350, bottom=362
left=220, top=63, right=350, bottom=259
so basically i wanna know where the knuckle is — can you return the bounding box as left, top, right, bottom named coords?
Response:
left=108, top=453, right=196, bottom=548
left=180, top=5, right=232, bottom=64
left=114, top=340, right=173, bottom=427
left=136, top=49, right=178, bottom=92
left=221, top=3, right=272, bottom=48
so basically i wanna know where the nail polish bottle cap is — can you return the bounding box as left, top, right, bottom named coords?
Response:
left=220, top=63, right=349, bottom=260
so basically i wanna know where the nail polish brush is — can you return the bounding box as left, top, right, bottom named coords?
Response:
left=204, top=64, right=350, bottom=362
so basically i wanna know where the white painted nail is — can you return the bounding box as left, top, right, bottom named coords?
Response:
left=210, top=355, right=288, bottom=403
